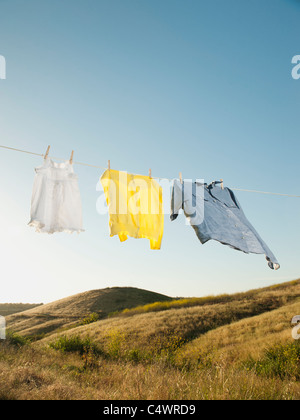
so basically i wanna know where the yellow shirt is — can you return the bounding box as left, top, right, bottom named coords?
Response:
left=100, top=169, right=164, bottom=250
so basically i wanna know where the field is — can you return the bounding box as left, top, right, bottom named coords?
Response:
left=1, top=280, right=300, bottom=400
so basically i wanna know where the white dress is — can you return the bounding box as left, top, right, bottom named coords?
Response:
left=28, top=158, right=84, bottom=234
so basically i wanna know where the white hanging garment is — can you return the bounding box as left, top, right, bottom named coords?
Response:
left=28, top=158, right=84, bottom=234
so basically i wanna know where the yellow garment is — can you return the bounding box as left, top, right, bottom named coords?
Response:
left=101, top=169, right=164, bottom=250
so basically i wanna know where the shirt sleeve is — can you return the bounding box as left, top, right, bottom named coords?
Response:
left=170, top=179, right=184, bottom=221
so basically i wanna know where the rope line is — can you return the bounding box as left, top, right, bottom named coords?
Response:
left=1, top=144, right=299, bottom=198
left=229, top=188, right=300, bottom=198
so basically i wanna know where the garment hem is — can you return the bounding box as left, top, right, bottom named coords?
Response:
left=110, top=230, right=162, bottom=250
left=28, top=220, right=84, bottom=235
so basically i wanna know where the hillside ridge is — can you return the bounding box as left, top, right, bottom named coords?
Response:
left=6, top=286, right=172, bottom=336
left=6, top=280, right=300, bottom=339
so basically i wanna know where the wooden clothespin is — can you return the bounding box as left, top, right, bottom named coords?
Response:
left=179, top=172, right=183, bottom=184
left=69, top=150, right=74, bottom=164
left=44, top=145, right=50, bottom=160
left=220, top=179, right=224, bottom=190
left=149, top=169, right=152, bottom=179
left=108, top=160, right=111, bottom=171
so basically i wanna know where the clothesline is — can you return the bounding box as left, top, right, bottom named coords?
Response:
left=1, top=144, right=300, bottom=198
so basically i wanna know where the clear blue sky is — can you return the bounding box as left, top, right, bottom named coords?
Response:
left=0, top=0, right=299, bottom=303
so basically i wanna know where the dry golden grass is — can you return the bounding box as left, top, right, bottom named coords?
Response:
left=1, top=340, right=300, bottom=400
left=1, top=279, right=300, bottom=400
left=39, top=280, right=300, bottom=359
left=174, top=300, right=300, bottom=368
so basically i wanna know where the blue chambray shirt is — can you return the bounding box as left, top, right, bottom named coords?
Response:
left=170, top=179, right=280, bottom=270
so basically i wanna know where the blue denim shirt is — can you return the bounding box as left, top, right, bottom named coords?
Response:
left=170, top=179, right=280, bottom=270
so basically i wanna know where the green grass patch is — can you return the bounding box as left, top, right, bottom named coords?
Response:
left=78, top=312, right=100, bottom=325
left=5, top=330, right=30, bottom=347
left=49, top=335, right=103, bottom=357
left=244, top=341, right=300, bottom=380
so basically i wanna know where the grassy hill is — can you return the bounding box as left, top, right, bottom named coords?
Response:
left=1, top=279, right=300, bottom=400
left=5, top=287, right=172, bottom=337
left=39, top=279, right=300, bottom=359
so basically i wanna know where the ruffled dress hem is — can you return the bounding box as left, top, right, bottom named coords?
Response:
left=28, top=220, right=85, bottom=235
